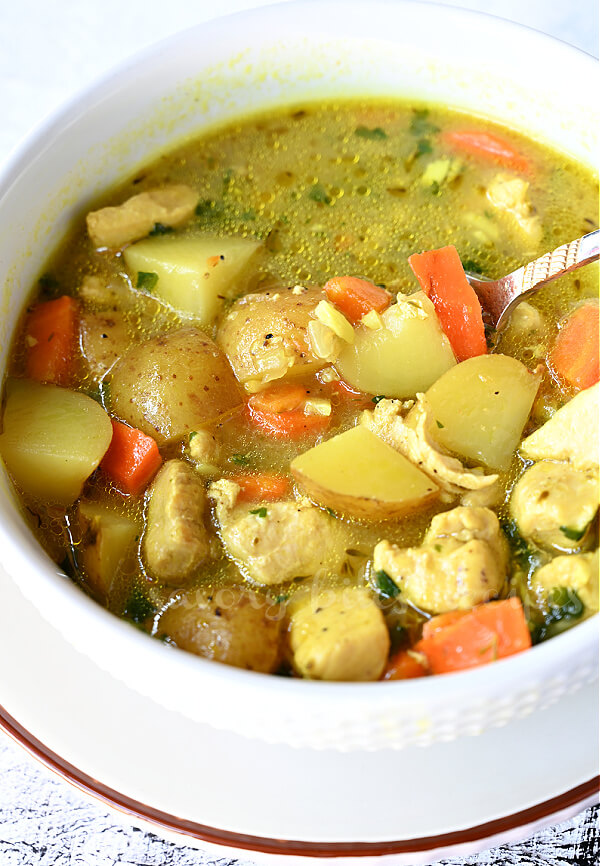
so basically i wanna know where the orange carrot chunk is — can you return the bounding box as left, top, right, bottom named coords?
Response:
left=100, top=419, right=162, bottom=495
left=324, top=276, right=391, bottom=323
left=414, top=598, right=531, bottom=675
left=231, top=472, right=290, bottom=502
left=547, top=302, right=600, bottom=392
left=247, top=384, right=330, bottom=440
left=25, top=295, right=78, bottom=385
left=421, top=610, right=469, bottom=640
left=408, top=244, right=487, bottom=362
left=441, top=129, right=530, bottom=174
left=383, top=649, right=430, bottom=680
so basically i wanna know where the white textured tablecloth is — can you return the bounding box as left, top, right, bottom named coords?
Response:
left=1, top=1, right=598, bottom=863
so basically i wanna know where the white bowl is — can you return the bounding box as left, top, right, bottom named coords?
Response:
left=0, top=0, right=597, bottom=751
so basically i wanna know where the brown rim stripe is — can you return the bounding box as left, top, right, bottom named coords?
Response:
left=1, top=703, right=598, bottom=857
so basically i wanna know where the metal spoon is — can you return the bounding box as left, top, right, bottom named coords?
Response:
left=466, top=229, right=599, bottom=331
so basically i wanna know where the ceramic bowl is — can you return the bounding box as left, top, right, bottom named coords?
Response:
left=0, top=0, right=597, bottom=750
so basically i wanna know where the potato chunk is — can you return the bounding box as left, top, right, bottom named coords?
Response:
left=335, top=291, right=456, bottom=398
left=78, top=502, right=139, bottom=596
left=291, top=424, right=438, bottom=519
left=217, top=285, right=325, bottom=391
left=87, top=185, right=198, bottom=249
left=424, top=354, right=541, bottom=470
left=373, top=506, right=507, bottom=613
left=143, top=460, right=210, bottom=582
left=158, top=586, right=283, bottom=672
left=0, top=379, right=112, bottom=504
left=123, top=234, right=261, bottom=326
left=510, top=461, right=598, bottom=551
left=109, top=328, right=243, bottom=444
left=80, top=310, right=133, bottom=378
left=288, top=587, right=390, bottom=681
left=520, top=383, right=599, bottom=471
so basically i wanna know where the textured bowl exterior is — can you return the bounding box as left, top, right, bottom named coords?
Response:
left=0, top=0, right=597, bottom=750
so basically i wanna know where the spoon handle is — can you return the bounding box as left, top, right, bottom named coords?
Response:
left=471, top=229, right=599, bottom=331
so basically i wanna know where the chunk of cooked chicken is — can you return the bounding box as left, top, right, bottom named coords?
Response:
left=531, top=549, right=599, bottom=613
left=216, top=285, right=326, bottom=391
left=510, top=460, right=598, bottom=551
left=520, top=383, right=599, bottom=471
left=143, top=460, right=210, bottom=583
left=486, top=173, right=542, bottom=247
left=187, top=429, right=221, bottom=476
left=288, top=587, right=389, bottom=681
left=373, top=506, right=507, bottom=613
left=158, top=585, right=283, bottom=672
left=77, top=275, right=123, bottom=309
left=86, top=185, right=198, bottom=249
left=507, top=301, right=546, bottom=340
left=208, top=478, right=347, bottom=585
left=362, top=396, right=500, bottom=505
left=80, top=310, right=133, bottom=378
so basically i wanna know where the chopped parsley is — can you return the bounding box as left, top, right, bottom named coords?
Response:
left=326, top=507, right=336, bottom=517
left=124, top=588, right=156, bottom=625
left=189, top=431, right=198, bottom=443
left=531, top=587, right=585, bottom=643
left=375, top=569, right=400, bottom=599
left=501, top=519, right=544, bottom=573
left=354, top=125, right=388, bottom=140
left=136, top=271, right=158, bottom=291
left=230, top=453, right=251, bottom=467
left=415, top=138, right=433, bottom=156
left=372, top=395, right=386, bottom=404
left=39, top=273, right=59, bottom=291
left=274, top=593, right=289, bottom=604
left=308, top=183, right=332, bottom=205
left=560, top=525, right=588, bottom=542
left=195, top=198, right=225, bottom=219
left=436, top=419, right=445, bottom=429
left=222, top=168, right=235, bottom=191
left=249, top=507, right=268, bottom=518
left=461, top=258, right=484, bottom=275
left=409, top=109, right=440, bottom=137
left=241, top=208, right=257, bottom=221
left=149, top=222, right=174, bottom=235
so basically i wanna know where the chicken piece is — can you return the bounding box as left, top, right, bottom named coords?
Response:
left=143, top=460, right=210, bottom=583
left=187, top=429, right=221, bottom=476
left=208, top=479, right=347, bottom=585
left=80, top=310, right=133, bottom=377
left=486, top=173, right=542, bottom=247
left=158, top=585, right=283, bottom=672
left=86, top=185, right=199, bottom=249
left=510, top=461, right=598, bottom=551
left=506, top=301, right=546, bottom=340
left=373, top=506, right=507, bottom=613
left=362, top=396, right=500, bottom=505
left=288, top=587, right=389, bottom=681
left=531, top=550, right=599, bottom=613
left=216, top=285, right=326, bottom=391
left=520, top=383, right=599, bottom=471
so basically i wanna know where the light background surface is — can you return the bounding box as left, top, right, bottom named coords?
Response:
left=0, top=1, right=598, bottom=864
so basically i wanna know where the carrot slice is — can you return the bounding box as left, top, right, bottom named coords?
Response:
left=441, top=129, right=530, bottom=173
left=324, top=276, right=391, bottom=323
left=408, top=245, right=487, bottom=361
left=421, top=610, right=468, bottom=640
left=383, top=649, right=429, bottom=680
left=328, top=378, right=372, bottom=406
left=25, top=295, right=78, bottom=385
left=547, top=301, right=600, bottom=391
left=232, top=472, right=289, bottom=502
left=414, top=598, right=531, bottom=675
left=100, top=419, right=162, bottom=495
left=247, top=384, right=330, bottom=439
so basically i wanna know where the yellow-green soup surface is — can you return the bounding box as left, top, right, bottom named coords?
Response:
left=1, top=100, right=598, bottom=681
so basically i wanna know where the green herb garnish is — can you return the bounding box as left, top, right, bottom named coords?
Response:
left=355, top=125, right=388, bottom=140
left=530, top=586, right=585, bottom=644
left=136, top=271, right=158, bottom=291
left=501, top=519, right=544, bottom=573
left=415, top=138, right=433, bottom=156
left=375, top=569, right=400, bottom=599
left=326, top=507, right=336, bottom=517
left=436, top=420, right=444, bottom=429
left=274, top=593, right=289, bottom=604
left=460, top=258, right=484, bottom=275
left=124, top=588, right=156, bottom=625
left=149, top=222, right=174, bottom=235
left=560, top=525, right=588, bottom=542
left=195, top=198, right=225, bottom=218
left=308, top=183, right=332, bottom=205
left=230, top=453, right=251, bottom=467
left=250, top=507, right=268, bottom=518
left=372, top=395, right=386, bottom=404
left=189, top=431, right=198, bottom=443
left=39, top=273, right=59, bottom=291
left=409, top=109, right=440, bottom=137
left=241, top=209, right=257, bottom=221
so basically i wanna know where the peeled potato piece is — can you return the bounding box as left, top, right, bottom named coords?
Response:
left=78, top=502, right=139, bottom=596
left=109, top=328, right=243, bottom=444
left=0, top=379, right=112, bottom=504
left=423, top=354, right=541, bottom=471
left=123, top=234, right=261, bottom=326
left=291, top=424, right=439, bottom=519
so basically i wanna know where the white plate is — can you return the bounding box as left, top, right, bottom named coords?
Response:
left=0, top=566, right=597, bottom=864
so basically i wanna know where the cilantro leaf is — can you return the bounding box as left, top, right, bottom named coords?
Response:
left=124, top=587, right=156, bottom=624
left=375, top=569, right=400, bottom=599
left=136, top=271, right=158, bottom=291
left=250, top=507, right=268, bottom=518
left=308, top=183, right=332, bottom=205
left=355, top=125, right=388, bottom=141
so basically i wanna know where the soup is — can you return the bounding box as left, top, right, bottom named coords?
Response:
left=0, top=101, right=598, bottom=681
